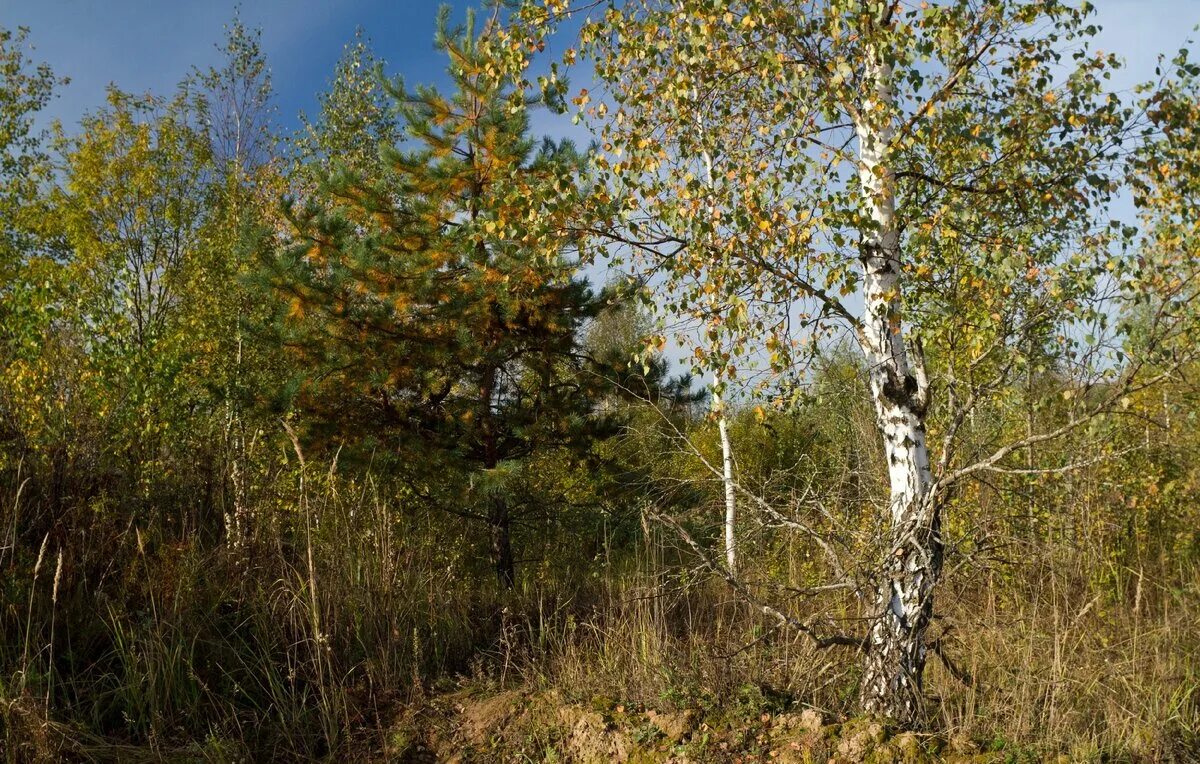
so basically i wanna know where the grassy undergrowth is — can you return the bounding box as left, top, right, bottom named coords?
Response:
left=1, top=461, right=1195, bottom=761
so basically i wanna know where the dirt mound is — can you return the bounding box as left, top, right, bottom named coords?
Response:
left=381, top=685, right=993, bottom=762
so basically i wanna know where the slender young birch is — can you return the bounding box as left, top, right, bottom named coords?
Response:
left=695, top=98, right=738, bottom=577
left=713, top=387, right=738, bottom=575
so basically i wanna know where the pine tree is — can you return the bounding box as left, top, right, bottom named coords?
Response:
left=268, top=6, right=607, bottom=587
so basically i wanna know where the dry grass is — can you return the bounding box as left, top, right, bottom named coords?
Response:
left=0, top=454, right=1196, bottom=761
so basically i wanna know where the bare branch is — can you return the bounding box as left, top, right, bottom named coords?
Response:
left=648, top=510, right=865, bottom=651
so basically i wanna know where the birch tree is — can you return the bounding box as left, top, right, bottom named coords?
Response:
left=694, top=84, right=739, bottom=576
left=45, top=88, right=218, bottom=484
left=192, top=15, right=275, bottom=177
left=191, top=18, right=282, bottom=549
left=508, top=0, right=1200, bottom=724
left=0, top=26, right=64, bottom=468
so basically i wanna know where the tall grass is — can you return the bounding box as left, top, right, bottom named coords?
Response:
left=0, top=448, right=1196, bottom=761
left=0, top=453, right=507, bottom=759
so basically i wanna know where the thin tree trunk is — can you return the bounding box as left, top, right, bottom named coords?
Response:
left=853, top=43, right=939, bottom=726
left=480, top=364, right=516, bottom=589
left=695, top=110, right=738, bottom=578
left=1026, top=333, right=1036, bottom=535
left=489, top=497, right=515, bottom=588
left=713, top=389, right=737, bottom=575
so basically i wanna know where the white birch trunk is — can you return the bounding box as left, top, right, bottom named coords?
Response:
left=853, top=46, right=940, bottom=726
left=697, top=120, right=738, bottom=578
left=713, top=389, right=737, bottom=575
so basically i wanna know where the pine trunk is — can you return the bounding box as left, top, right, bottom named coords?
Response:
left=480, top=365, right=516, bottom=589
left=854, top=46, right=940, bottom=726
left=489, top=498, right=515, bottom=589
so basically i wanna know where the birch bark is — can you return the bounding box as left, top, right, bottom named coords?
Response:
left=714, top=389, right=737, bottom=575
left=853, top=45, right=940, bottom=725
left=696, top=112, right=738, bottom=577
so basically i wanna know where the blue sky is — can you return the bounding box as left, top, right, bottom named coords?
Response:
left=3, top=0, right=1197, bottom=141
left=2, top=0, right=587, bottom=140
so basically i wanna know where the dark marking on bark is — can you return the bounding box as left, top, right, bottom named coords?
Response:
left=878, top=368, right=930, bottom=417
left=859, top=242, right=895, bottom=273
